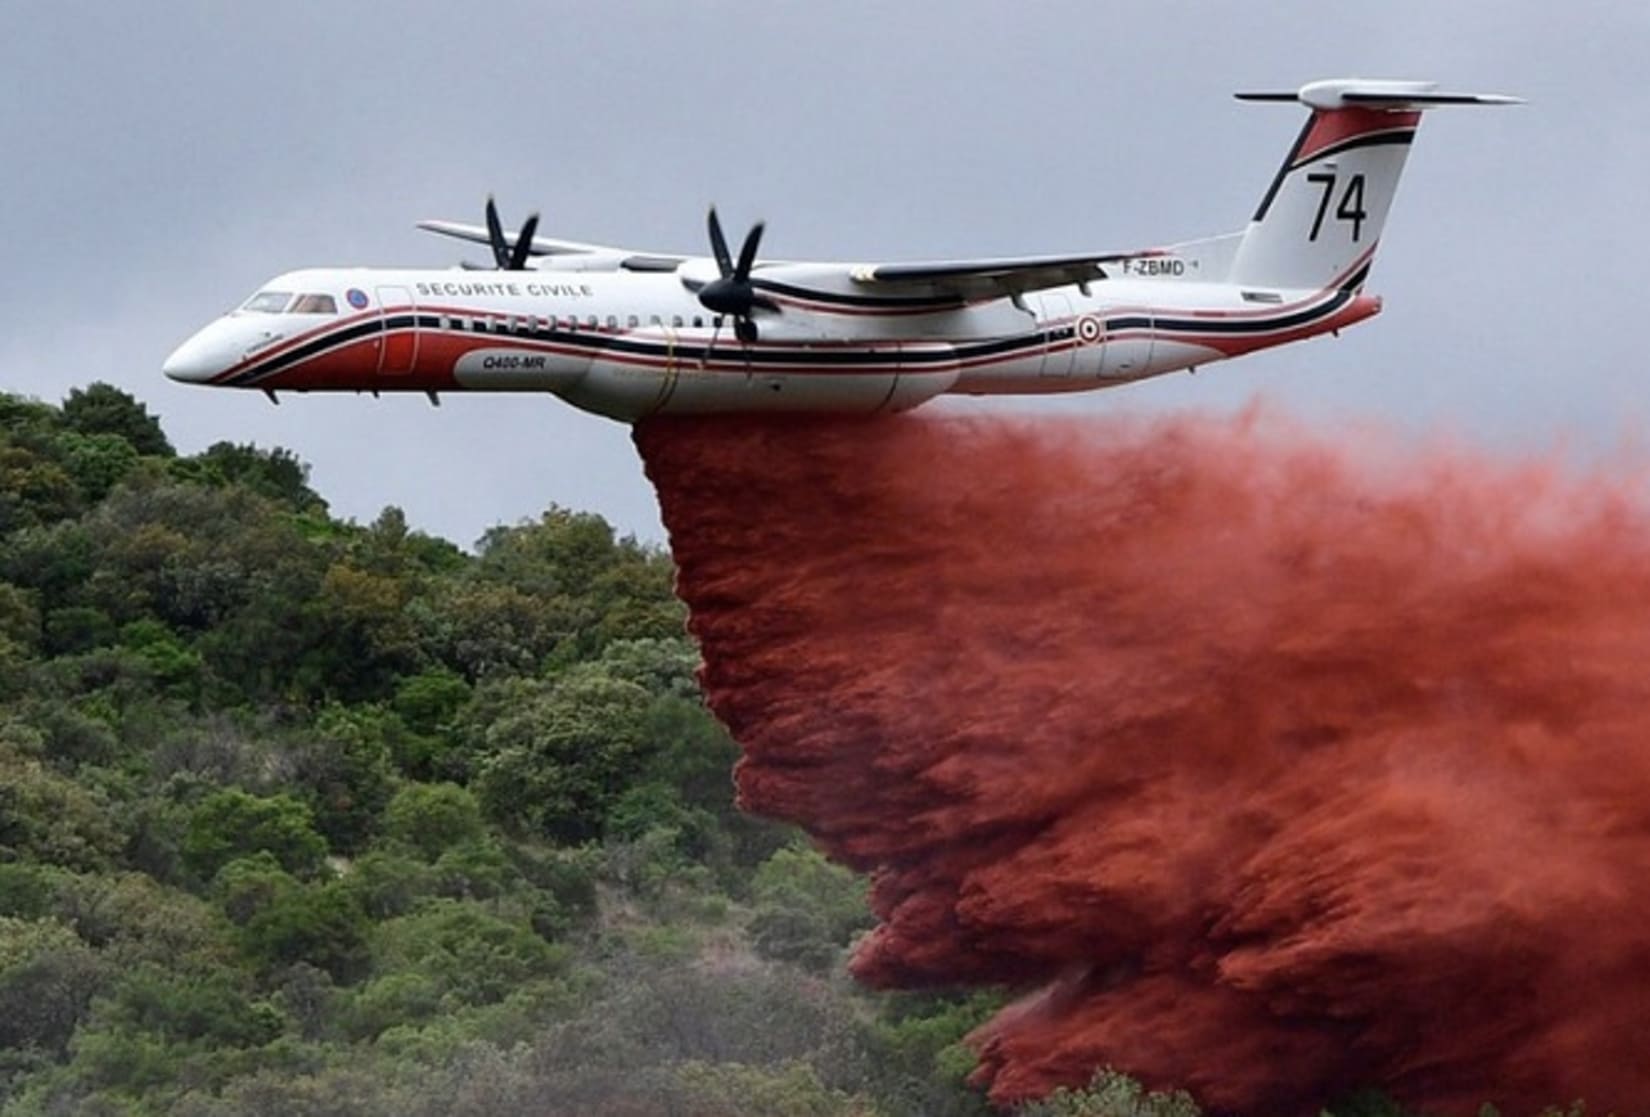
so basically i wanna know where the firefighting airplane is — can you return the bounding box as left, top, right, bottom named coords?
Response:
left=164, top=79, right=1517, bottom=420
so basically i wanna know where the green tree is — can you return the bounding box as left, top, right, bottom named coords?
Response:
left=391, top=668, right=470, bottom=736
left=748, top=845, right=873, bottom=973
left=53, top=430, right=143, bottom=502
left=1015, top=1070, right=1202, bottom=1117
left=430, top=839, right=517, bottom=902
left=389, top=669, right=471, bottom=775
left=0, top=581, right=41, bottom=653
left=383, top=782, right=486, bottom=861
left=239, top=882, right=370, bottom=981
left=597, top=636, right=701, bottom=698
left=472, top=507, right=684, bottom=657
left=674, top=1060, right=877, bottom=1117
left=284, top=706, right=398, bottom=853
left=119, top=618, right=203, bottom=702
left=60, top=382, right=173, bottom=457
left=0, top=862, right=62, bottom=920
left=211, top=853, right=300, bottom=925
left=92, top=964, right=283, bottom=1049
left=470, top=670, right=654, bottom=843
left=0, top=437, right=80, bottom=532
left=370, top=899, right=567, bottom=1005
left=187, top=441, right=323, bottom=511
left=306, top=561, right=418, bottom=701
left=42, top=603, right=117, bottom=655
left=0, top=391, right=62, bottom=440
left=0, top=746, right=121, bottom=870
left=0, top=916, right=106, bottom=1056
left=182, top=789, right=329, bottom=881
left=50, top=872, right=221, bottom=964
left=350, top=504, right=465, bottom=579
left=342, top=849, right=437, bottom=920
left=414, top=580, right=560, bottom=680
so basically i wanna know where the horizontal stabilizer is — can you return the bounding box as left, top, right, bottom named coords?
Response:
left=1236, top=79, right=1521, bottom=110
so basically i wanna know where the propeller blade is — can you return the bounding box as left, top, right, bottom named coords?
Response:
left=696, top=208, right=778, bottom=336
left=485, top=196, right=510, bottom=269
left=707, top=207, right=734, bottom=277
left=509, top=213, right=540, bottom=271
left=734, top=221, right=764, bottom=282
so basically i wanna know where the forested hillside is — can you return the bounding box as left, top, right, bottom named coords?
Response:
left=0, top=383, right=1036, bottom=1117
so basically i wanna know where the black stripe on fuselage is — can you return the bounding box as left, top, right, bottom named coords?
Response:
left=1109, top=263, right=1367, bottom=334
left=231, top=274, right=1362, bottom=387
left=223, top=316, right=395, bottom=386
left=540, top=327, right=1046, bottom=367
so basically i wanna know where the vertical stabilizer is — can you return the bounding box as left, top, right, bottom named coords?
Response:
left=1226, top=80, right=1518, bottom=292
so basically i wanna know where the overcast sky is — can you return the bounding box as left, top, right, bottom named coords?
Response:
left=2, top=2, right=1642, bottom=547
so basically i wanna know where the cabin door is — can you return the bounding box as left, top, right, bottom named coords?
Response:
left=375, top=286, right=417, bottom=375
left=1038, top=293, right=1074, bottom=377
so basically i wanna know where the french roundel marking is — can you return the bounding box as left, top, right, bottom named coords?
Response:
left=1076, top=315, right=1104, bottom=344
left=347, top=288, right=370, bottom=310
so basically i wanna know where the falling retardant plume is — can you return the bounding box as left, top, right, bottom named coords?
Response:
left=633, top=409, right=1650, bottom=1117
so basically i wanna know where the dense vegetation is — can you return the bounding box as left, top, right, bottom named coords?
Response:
left=0, top=384, right=1022, bottom=1116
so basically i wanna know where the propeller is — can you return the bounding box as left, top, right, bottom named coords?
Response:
left=484, top=195, right=540, bottom=271
left=697, top=208, right=774, bottom=343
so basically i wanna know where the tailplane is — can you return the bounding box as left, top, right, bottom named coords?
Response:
left=1225, top=80, right=1519, bottom=292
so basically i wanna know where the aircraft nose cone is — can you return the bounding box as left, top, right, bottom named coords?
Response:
left=162, top=332, right=225, bottom=383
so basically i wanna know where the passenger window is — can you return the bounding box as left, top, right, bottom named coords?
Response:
left=693, top=316, right=703, bottom=328
left=672, top=315, right=684, bottom=328
left=606, top=315, right=618, bottom=329
left=585, top=315, right=598, bottom=329
left=627, top=315, right=639, bottom=328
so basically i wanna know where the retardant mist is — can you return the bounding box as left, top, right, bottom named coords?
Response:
left=634, top=409, right=1650, bottom=1117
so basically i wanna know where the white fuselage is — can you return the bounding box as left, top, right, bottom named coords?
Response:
left=162, top=256, right=1381, bottom=421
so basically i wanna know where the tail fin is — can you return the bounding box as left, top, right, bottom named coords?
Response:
left=1226, top=80, right=1519, bottom=292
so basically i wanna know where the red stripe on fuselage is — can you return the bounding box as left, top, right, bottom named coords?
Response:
left=240, top=250, right=1380, bottom=393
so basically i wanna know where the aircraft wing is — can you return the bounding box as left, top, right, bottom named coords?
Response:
left=416, top=220, right=687, bottom=272
left=848, top=248, right=1167, bottom=300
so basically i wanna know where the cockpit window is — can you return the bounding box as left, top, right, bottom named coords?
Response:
left=242, top=290, right=294, bottom=313
left=290, top=293, right=338, bottom=315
